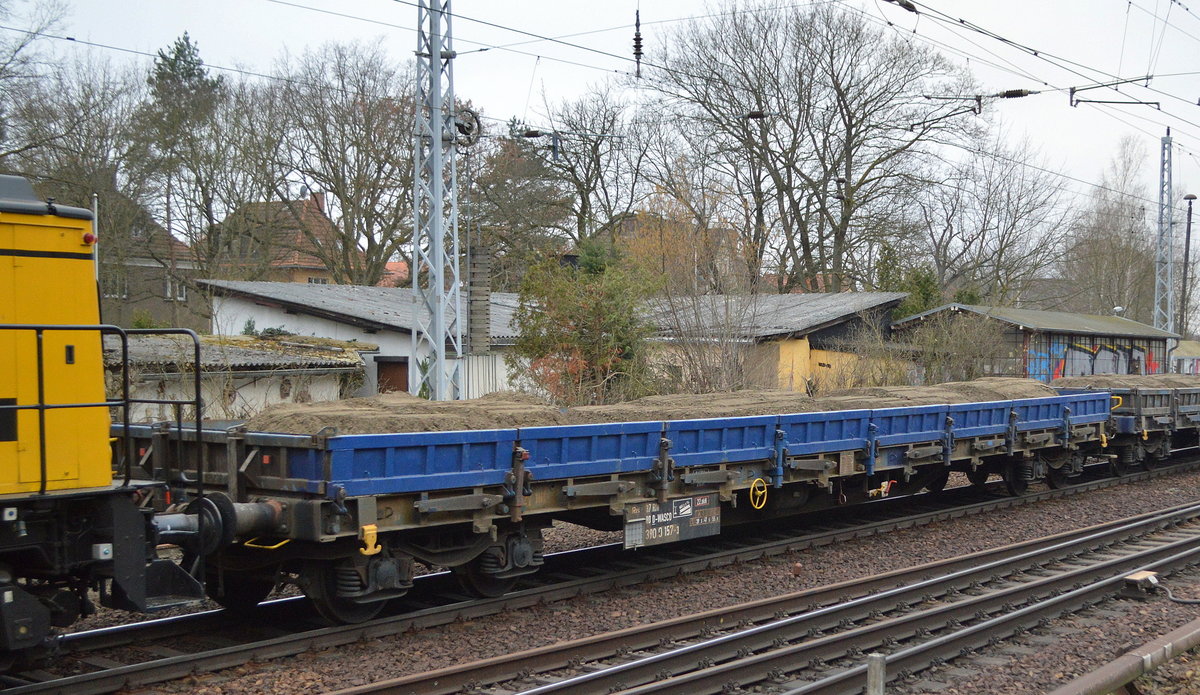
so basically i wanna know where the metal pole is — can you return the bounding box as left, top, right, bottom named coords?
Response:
left=866, top=653, right=886, bottom=695
left=35, top=330, right=47, bottom=495
left=1154, top=128, right=1174, bottom=332
left=1182, top=194, right=1197, bottom=340
left=412, top=0, right=463, bottom=400
left=92, top=192, right=100, bottom=285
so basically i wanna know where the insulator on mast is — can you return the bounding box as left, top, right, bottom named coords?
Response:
left=633, top=10, right=643, bottom=79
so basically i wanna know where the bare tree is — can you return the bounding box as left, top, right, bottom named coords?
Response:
left=648, top=294, right=766, bottom=393
left=274, top=42, right=415, bottom=286
left=540, top=82, right=649, bottom=245
left=3, top=59, right=155, bottom=302
left=651, top=3, right=973, bottom=292
left=466, top=129, right=572, bottom=291
left=1057, top=137, right=1156, bottom=322
left=128, top=33, right=292, bottom=312
left=905, top=134, right=1070, bottom=302
left=0, top=0, right=65, bottom=159
left=637, top=113, right=754, bottom=292
left=834, top=311, right=1011, bottom=389
left=179, top=79, right=293, bottom=282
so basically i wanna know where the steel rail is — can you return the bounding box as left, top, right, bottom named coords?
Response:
left=333, top=500, right=1200, bottom=695
left=780, top=532, right=1200, bottom=695
left=612, top=511, right=1200, bottom=694
left=13, top=459, right=1198, bottom=695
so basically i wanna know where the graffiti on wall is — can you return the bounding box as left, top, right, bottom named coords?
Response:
left=1026, top=334, right=1162, bottom=382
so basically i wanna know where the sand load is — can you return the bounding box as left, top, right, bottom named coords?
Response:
left=1053, top=375, right=1200, bottom=390
left=244, top=378, right=1057, bottom=436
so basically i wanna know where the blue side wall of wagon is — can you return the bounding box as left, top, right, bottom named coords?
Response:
left=297, top=393, right=1112, bottom=498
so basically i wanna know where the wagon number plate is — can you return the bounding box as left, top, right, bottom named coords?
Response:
left=623, top=494, right=721, bottom=549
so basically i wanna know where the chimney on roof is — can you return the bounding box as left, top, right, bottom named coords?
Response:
left=467, top=241, right=491, bottom=355
left=310, top=191, right=326, bottom=214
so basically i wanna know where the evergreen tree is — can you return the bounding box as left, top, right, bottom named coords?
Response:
left=894, top=267, right=942, bottom=318
left=144, top=33, right=224, bottom=137
left=509, top=250, right=655, bottom=406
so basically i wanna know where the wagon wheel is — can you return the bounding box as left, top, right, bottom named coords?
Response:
left=1040, top=449, right=1076, bottom=490
left=1142, top=432, right=1172, bottom=470
left=1045, top=465, right=1074, bottom=489
left=1002, top=462, right=1029, bottom=496
left=924, top=470, right=950, bottom=493
left=1109, top=455, right=1131, bottom=477
left=966, top=468, right=990, bottom=487
left=452, top=557, right=518, bottom=598
left=207, top=568, right=276, bottom=611
left=302, top=561, right=385, bottom=624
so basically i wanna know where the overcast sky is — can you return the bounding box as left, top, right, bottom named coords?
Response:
left=46, top=0, right=1200, bottom=215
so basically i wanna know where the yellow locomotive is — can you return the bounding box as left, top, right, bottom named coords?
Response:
left=0, top=176, right=110, bottom=494
left=0, top=175, right=273, bottom=666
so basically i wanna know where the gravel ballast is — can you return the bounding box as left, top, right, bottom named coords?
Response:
left=891, top=571, right=1200, bottom=694
left=122, top=469, right=1200, bottom=695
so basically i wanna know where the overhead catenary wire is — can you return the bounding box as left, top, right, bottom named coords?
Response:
left=1147, top=1, right=1174, bottom=76
left=15, top=4, right=1191, bottom=159
left=260, top=0, right=1200, bottom=151
left=909, top=0, right=1200, bottom=117
left=11, top=2, right=1198, bottom=213
left=866, top=0, right=1200, bottom=166
left=1127, top=0, right=1200, bottom=49
left=0, top=22, right=538, bottom=132
left=1119, top=0, right=1132, bottom=79
left=884, top=0, right=1200, bottom=161
left=844, top=3, right=1200, bottom=163
left=4, top=26, right=1167, bottom=204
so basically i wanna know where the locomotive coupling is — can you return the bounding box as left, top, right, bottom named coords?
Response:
left=154, top=493, right=283, bottom=556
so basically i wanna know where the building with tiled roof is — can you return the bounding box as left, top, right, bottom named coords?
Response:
left=217, top=192, right=343, bottom=284
left=97, top=201, right=208, bottom=333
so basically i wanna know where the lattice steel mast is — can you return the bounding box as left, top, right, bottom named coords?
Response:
left=1155, top=128, right=1175, bottom=334
left=411, top=0, right=463, bottom=400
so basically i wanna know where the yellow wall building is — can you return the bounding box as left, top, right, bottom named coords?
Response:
left=650, top=292, right=908, bottom=394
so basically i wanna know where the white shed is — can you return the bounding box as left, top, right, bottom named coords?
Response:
left=103, top=334, right=365, bottom=422
left=202, top=280, right=515, bottom=398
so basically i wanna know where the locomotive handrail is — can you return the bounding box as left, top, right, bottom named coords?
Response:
left=125, top=328, right=204, bottom=498
left=0, top=323, right=129, bottom=494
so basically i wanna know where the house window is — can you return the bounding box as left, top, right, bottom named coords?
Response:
left=164, top=277, right=187, bottom=302
left=307, top=277, right=329, bottom=285
left=102, top=275, right=128, bottom=299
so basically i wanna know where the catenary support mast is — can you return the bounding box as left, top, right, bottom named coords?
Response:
left=412, top=0, right=463, bottom=400
left=1155, top=128, right=1175, bottom=334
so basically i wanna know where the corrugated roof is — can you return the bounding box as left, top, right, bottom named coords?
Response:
left=203, top=281, right=904, bottom=344
left=205, top=280, right=424, bottom=331
left=205, top=280, right=524, bottom=344
left=489, top=292, right=520, bottom=342
left=647, top=292, right=907, bottom=340
left=1175, top=339, right=1200, bottom=357
left=893, top=303, right=1178, bottom=339
left=103, top=335, right=363, bottom=372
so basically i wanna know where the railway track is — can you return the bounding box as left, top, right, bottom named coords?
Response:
left=3, top=459, right=1194, bottom=695
left=332, top=497, right=1200, bottom=695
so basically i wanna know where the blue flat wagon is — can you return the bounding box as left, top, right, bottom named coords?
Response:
left=115, top=390, right=1113, bottom=622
